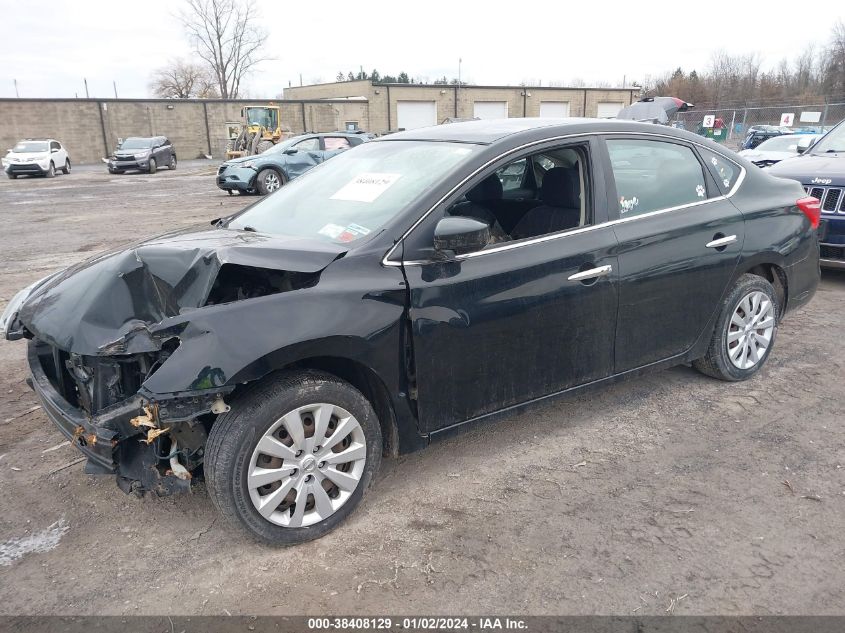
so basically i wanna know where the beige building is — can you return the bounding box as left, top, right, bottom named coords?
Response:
left=284, top=80, right=639, bottom=133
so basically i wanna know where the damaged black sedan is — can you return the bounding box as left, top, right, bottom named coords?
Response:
left=1, top=119, right=820, bottom=545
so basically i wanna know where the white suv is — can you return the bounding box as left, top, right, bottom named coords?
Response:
left=3, top=138, right=71, bottom=179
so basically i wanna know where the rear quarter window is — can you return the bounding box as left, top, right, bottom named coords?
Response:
left=699, top=148, right=740, bottom=195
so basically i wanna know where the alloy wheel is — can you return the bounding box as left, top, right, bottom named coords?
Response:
left=726, top=290, right=775, bottom=370
left=264, top=172, right=281, bottom=192
left=247, top=403, right=367, bottom=527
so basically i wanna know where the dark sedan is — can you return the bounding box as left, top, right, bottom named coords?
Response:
left=216, top=132, right=370, bottom=195
left=1, top=119, right=820, bottom=545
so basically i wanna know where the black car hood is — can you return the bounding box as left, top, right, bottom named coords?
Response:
left=767, top=153, right=845, bottom=186
left=18, top=226, right=346, bottom=355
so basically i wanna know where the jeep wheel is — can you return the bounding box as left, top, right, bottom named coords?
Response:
left=205, top=371, right=382, bottom=545
left=693, top=273, right=778, bottom=381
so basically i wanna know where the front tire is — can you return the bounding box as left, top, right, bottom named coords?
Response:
left=45, top=162, right=55, bottom=178
left=6, top=172, right=16, bottom=179
left=205, top=371, right=382, bottom=545
left=168, top=154, right=177, bottom=170
left=255, top=168, right=285, bottom=195
left=148, top=158, right=157, bottom=174
left=62, top=159, right=71, bottom=174
left=693, top=274, right=779, bottom=381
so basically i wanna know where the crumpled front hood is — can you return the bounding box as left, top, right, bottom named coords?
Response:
left=18, top=226, right=346, bottom=355
left=767, top=153, right=845, bottom=185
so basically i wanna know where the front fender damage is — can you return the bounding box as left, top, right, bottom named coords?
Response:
left=16, top=229, right=341, bottom=496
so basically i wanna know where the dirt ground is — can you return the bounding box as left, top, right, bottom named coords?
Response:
left=0, top=163, right=843, bottom=616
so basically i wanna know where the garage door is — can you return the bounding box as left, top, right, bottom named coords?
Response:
left=539, top=101, right=570, bottom=118
left=473, top=101, right=508, bottom=119
left=596, top=102, right=624, bottom=118
left=397, top=101, right=437, bottom=130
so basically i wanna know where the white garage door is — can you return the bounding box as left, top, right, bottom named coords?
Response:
left=597, top=102, right=624, bottom=118
left=539, top=101, right=570, bottom=118
left=397, top=101, right=437, bottom=130
left=473, top=101, right=508, bottom=119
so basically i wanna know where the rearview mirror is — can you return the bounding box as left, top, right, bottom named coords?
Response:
left=433, top=217, right=490, bottom=256
left=797, top=136, right=815, bottom=154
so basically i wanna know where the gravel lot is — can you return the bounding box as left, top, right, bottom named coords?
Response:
left=0, top=163, right=844, bottom=616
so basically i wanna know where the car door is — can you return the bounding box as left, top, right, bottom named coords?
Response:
left=158, top=138, right=171, bottom=164
left=600, top=135, right=746, bottom=372
left=400, top=137, right=619, bottom=433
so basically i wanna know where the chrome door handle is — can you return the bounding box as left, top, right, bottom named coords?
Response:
left=568, top=264, right=612, bottom=282
left=706, top=235, right=737, bottom=248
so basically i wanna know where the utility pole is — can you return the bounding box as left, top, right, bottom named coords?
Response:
left=457, top=58, right=462, bottom=117
left=14, top=78, right=19, bottom=98
left=84, top=78, right=89, bottom=99
left=113, top=81, right=118, bottom=99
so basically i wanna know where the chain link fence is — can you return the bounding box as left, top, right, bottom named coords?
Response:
left=669, top=102, right=845, bottom=150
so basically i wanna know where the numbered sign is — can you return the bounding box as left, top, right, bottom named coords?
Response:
left=779, top=112, right=795, bottom=127
left=702, top=115, right=715, bottom=128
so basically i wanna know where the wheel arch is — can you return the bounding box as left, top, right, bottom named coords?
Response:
left=735, top=258, right=788, bottom=319
left=229, top=354, right=403, bottom=459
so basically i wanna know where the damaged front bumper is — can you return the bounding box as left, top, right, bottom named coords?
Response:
left=27, top=339, right=228, bottom=496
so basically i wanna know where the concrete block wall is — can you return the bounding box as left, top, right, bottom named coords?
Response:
left=0, top=98, right=373, bottom=164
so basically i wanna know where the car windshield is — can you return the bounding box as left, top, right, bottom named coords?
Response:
left=120, top=138, right=153, bottom=150
left=228, top=140, right=480, bottom=243
left=13, top=141, right=48, bottom=153
left=755, top=136, right=804, bottom=152
left=811, top=122, right=845, bottom=154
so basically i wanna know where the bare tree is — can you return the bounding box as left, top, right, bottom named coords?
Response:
left=179, top=0, right=268, bottom=99
left=150, top=59, right=219, bottom=98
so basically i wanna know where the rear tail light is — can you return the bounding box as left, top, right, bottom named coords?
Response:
left=796, top=196, right=821, bottom=229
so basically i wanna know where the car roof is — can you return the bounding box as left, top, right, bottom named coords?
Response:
left=375, top=118, right=704, bottom=146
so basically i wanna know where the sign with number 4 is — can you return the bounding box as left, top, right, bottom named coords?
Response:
left=779, top=113, right=795, bottom=127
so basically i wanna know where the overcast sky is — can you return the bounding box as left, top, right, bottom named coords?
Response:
left=2, top=0, right=843, bottom=99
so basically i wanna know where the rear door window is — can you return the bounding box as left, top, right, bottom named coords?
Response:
left=606, top=138, right=709, bottom=217
left=324, top=137, right=352, bottom=150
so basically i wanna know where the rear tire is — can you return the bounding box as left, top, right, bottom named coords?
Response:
left=45, top=162, right=55, bottom=178
left=148, top=158, right=157, bottom=174
left=693, top=274, right=779, bottom=381
left=256, top=140, right=275, bottom=154
left=205, top=371, right=382, bottom=545
left=62, top=159, right=71, bottom=174
left=256, top=168, right=285, bottom=195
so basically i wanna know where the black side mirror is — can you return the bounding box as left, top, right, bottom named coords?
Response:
left=433, top=217, right=490, bottom=256
left=284, top=148, right=298, bottom=155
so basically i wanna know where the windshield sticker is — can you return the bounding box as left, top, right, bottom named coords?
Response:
left=336, top=223, right=372, bottom=243
left=696, top=184, right=706, bottom=198
left=620, top=196, right=639, bottom=214
left=318, top=223, right=345, bottom=239
left=331, top=173, right=402, bottom=203
left=346, top=223, right=371, bottom=236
